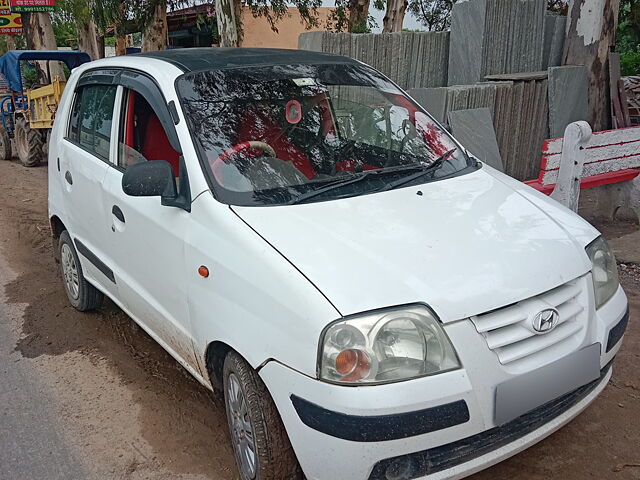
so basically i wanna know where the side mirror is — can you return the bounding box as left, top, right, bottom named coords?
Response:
left=122, top=160, right=176, bottom=198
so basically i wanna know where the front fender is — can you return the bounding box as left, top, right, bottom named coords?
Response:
left=186, top=194, right=340, bottom=381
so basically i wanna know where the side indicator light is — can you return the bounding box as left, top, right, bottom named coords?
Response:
left=198, top=265, right=209, bottom=278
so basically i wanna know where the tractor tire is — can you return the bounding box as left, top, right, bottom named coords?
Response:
left=15, top=118, right=43, bottom=167
left=0, top=125, right=11, bottom=160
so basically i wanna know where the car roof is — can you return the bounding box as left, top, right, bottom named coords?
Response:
left=132, top=47, right=359, bottom=72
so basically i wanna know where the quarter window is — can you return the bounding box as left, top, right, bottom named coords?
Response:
left=68, top=84, right=117, bottom=160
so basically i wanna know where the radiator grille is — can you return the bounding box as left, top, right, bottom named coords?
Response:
left=471, top=278, right=587, bottom=365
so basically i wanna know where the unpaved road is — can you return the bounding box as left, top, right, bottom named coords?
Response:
left=0, top=159, right=638, bottom=480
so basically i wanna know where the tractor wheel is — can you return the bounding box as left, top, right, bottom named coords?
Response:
left=0, top=125, right=11, bottom=160
left=15, top=118, right=43, bottom=167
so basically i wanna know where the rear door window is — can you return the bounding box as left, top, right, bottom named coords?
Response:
left=68, top=84, right=117, bottom=160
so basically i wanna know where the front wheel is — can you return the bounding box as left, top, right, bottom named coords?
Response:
left=223, top=351, right=303, bottom=480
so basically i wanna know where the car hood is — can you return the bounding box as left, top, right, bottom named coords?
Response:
left=231, top=167, right=599, bottom=322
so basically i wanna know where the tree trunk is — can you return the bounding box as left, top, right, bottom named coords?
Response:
left=563, top=0, right=621, bottom=131
left=21, top=13, right=34, bottom=49
left=115, top=1, right=127, bottom=55
left=24, top=12, right=64, bottom=81
left=348, top=0, right=371, bottom=32
left=26, top=12, right=57, bottom=50
left=96, top=35, right=105, bottom=59
left=382, top=0, right=408, bottom=32
left=77, top=18, right=101, bottom=61
left=142, top=2, right=168, bottom=52
left=6, top=35, right=14, bottom=50
left=215, top=0, right=240, bottom=46
left=115, top=36, right=127, bottom=55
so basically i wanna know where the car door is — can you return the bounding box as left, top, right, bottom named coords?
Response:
left=58, top=80, right=121, bottom=299
left=100, top=79, right=200, bottom=375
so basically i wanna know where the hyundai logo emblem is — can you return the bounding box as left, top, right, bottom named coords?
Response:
left=532, top=308, right=560, bottom=333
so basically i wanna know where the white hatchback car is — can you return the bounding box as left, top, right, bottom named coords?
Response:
left=49, top=48, right=629, bottom=480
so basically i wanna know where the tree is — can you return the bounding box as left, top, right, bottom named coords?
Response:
left=382, top=0, right=408, bottom=32
left=348, top=0, right=371, bottom=31
left=216, top=0, right=240, bottom=46
left=617, top=0, right=640, bottom=51
left=214, top=0, right=321, bottom=45
left=90, top=0, right=128, bottom=55
left=53, top=0, right=104, bottom=59
left=22, top=12, right=57, bottom=50
left=564, top=0, right=621, bottom=131
left=20, top=12, right=65, bottom=80
left=327, top=0, right=376, bottom=32
left=141, top=1, right=168, bottom=51
left=407, top=0, right=455, bottom=31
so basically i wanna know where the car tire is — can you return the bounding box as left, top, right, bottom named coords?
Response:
left=0, top=125, right=11, bottom=160
left=14, top=117, right=43, bottom=167
left=58, top=230, right=103, bottom=311
left=222, top=351, right=303, bottom=480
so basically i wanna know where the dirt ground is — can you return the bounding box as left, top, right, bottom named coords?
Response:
left=0, top=158, right=638, bottom=480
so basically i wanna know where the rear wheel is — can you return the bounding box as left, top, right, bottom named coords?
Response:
left=15, top=117, right=43, bottom=167
left=222, top=351, right=303, bottom=480
left=0, top=125, right=11, bottom=160
left=58, top=230, right=103, bottom=311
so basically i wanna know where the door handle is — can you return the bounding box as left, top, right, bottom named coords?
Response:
left=64, top=170, right=73, bottom=185
left=112, top=205, right=125, bottom=223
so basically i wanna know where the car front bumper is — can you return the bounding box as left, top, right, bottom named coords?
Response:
left=259, top=285, right=628, bottom=480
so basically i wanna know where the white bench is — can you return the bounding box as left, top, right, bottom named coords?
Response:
left=524, top=122, right=640, bottom=217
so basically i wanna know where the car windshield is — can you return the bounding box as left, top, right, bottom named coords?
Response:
left=177, top=63, right=477, bottom=206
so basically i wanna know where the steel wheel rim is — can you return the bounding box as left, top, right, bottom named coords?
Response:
left=61, top=244, right=79, bottom=300
left=227, top=373, right=257, bottom=479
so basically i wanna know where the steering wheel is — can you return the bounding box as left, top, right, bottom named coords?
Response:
left=211, top=140, right=277, bottom=186
left=217, top=141, right=277, bottom=164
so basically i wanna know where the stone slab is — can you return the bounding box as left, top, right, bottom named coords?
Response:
left=548, top=65, right=589, bottom=138
left=408, top=88, right=448, bottom=123
left=448, top=107, right=504, bottom=171
left=548, top=15, right=566, bottom=68
left=448, top=0, right=487, bottom=86
left=485, top=71, right=548, bottom=81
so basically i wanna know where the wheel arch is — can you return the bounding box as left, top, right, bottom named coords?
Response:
left=50, top=214, right=66, bottom=238
left=205, top=340, right=233, bottom=390
left=49, top=215, right=67, bottom=261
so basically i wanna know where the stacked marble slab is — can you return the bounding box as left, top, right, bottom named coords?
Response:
left=298, top=31, right=450, bottom=89
left=543, top=13, right=566, bottom=69
left=448, top=0, right=552, bottom=86
left=409, top=76, right=549, bottom=180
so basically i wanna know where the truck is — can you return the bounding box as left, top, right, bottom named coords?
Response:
left=0, top=50, right=91, bottom=167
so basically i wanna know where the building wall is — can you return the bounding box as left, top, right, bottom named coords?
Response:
left=241, top=7, right=333, bottom=49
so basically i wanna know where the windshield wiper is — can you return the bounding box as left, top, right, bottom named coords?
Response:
left=288, top=163, right=425, bottom=205
left=378, top=149, right=457, bottom=192
left=288, top=171, right=376, bottom=205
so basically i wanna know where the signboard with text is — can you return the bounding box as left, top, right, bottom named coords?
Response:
left=0, top=13, right=22, bottom=34
left=10, top=0, right=55, bottom=12
left=0, top=0, right=10, bottom=14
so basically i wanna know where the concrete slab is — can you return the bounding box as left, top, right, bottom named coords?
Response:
left=548, top=65, right=589, bottom=138
left=448, top=107, right=504, bottom=171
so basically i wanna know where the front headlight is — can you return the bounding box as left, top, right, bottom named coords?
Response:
left=318, top=305, right=460, bottom=385
left=586, top=236, right=619, bottom=309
